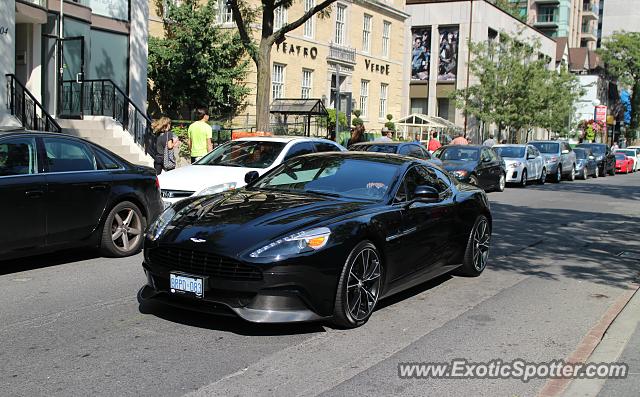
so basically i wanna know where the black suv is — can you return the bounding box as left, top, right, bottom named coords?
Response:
left=575, top=143, right=616, bottom=176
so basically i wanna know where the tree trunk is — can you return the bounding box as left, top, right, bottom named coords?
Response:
left=255, top=40, right=272, bottom=132
left=631, top=80, right=640, bottom=132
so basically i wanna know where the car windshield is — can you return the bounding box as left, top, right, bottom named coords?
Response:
left=252, top=156, right=400, bottom=201
left=574, top=149, right=589, bottom=159
left=435, top=147, right=479, bottom=161
left=350, top=144, right=397, bottom=154
left=617, top=150, right=635, bottom=156
left=495, top=146, right=525, bottom=158
left=615, top=153, right=626, bottom=160
left=530, top=142, right=559, bottom=154
left=578, top=144, right=605, bottom=155
left=195, top=141, right=287, bottom=168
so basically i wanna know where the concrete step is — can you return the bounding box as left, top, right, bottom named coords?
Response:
left=57, top=119, right=106, bottom=130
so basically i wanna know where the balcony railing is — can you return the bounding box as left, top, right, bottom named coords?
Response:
left=582, top=3, right=599, bottom=13
left=18, top=0, right=46, bottom=7
left=537, top=13, right=559, bottom=23
left=328, top=44, right=356, bottom=64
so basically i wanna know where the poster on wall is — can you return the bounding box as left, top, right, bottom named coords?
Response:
left=438, top=27, right=459, bottom=82
left=411, top=27, right=431, bottom=81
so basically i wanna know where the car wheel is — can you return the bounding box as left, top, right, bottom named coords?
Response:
left=600, top=165, right=606, bottom=177
left=469, top=174, right=479, bottom=187
left=581, top=167, right=588, bottom=180
left=568, top=166, right=576, bottom=181
left=455, top=215, right=491, bottom=277
left=554, top=165, right=562, bottom=183
left=594, top=166, right=599, bottom=178
left=496, top=173, right=506, bottom=192
left=333, top=241, right=383, bottom=328
left=100, top=201, right=146, bottom=257
left=520, top=169, right=527, bottom=188
left=538, top=168, right=547, bottom=185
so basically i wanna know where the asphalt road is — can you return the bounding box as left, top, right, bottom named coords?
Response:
left=1, top=171, right=639, bottom=397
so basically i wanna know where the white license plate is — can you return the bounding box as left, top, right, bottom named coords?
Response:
left=170, top=273, right=204, bottom=298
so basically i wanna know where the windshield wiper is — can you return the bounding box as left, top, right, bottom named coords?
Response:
left=305, top=190, right=342, bottom=198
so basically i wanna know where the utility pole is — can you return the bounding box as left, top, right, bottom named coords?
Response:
left=335, top=64, right=341, bottom=140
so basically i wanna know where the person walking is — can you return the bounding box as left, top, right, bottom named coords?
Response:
left=451, top=131, right=469, bottom=145
left=376, top=127, right=394, bottom=142
left=151, top=116, right=180, bottom=175
left=427, top=130, right=441, bottom=153
left=612, top=141, right=619, bottom=151
left=347, top=125, right=367, bottom=147
left=188, top=107, right=213, bottom=163
left=482, top=133, right=497, bottom=147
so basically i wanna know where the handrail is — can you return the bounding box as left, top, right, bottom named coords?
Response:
left=6, top=74, right=62, bottom=133
left=60, top=78, right=154, bottom=154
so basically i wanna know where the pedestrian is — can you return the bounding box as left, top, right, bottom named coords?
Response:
left=188, top=107, right=213, bottom=163
left=151, top=116, right=180, bottom=175
left=376, top=127, right=393, bottom=142
left=413, top=133, right=421, bottom=144
left=482, top=133, right=496, bottom=147
left=611, top=141, right=619, bottom=151
left=347, top=125, right=367, bottom=147
left=451, top=131, right=469, bottom=145
left=427, top=130, right=441, bottom=153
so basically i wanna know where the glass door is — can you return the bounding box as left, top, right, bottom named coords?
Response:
left=58, top=36, right=85, bottom=119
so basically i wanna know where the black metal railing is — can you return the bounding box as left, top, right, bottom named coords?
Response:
left=60, top=79, right=154, bottom=154
left=6, top=74, right=61, bottom=133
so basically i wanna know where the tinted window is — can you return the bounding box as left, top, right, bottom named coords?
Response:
left=495, top=146, right=525, bottom=158
left=197, top=140, right=286, bottom=168
left=404, top=145, right=428, bottom=159
left=44, top=138, right=97, bottom=172
left=352, top=144, right=397, bottom=154
left=284, top=142, right=316, bottom=161
left=435, top=147, right=480, bottom=161
left=530, top=142, right=559, bottom=154
left=481, top=149, right=492, bottom=162
left=617, top=150, right=636, bottom=157
left=95, top=149, right=123, bottom=169
left=0, top=137, right=38, bottom=176
left=395, top=165, right=446, bottom=202
left=615, top=153, right=626, bottom=160
left=574, top=149, right=588, bottom=159
left=577, top=144, right=605, bottom=155
left=314, top=142, right=341, bottom=153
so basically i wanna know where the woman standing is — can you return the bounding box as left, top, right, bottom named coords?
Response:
left=347, top=124, right=366, bottom=147
left=151, top=117, right=180, bottom=175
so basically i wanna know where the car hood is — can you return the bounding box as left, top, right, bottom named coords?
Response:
left=541, top=153, right=560, bottom=160
left=157, top=189, right=372, bottom=258
left=158, top=165, right=266, bottom=193
left=502, top=158, right=524, bottom=167
left=440, top=160, right=478, bottom=172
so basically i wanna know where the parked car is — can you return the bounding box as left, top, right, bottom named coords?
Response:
left=433, top=145, right=506, bottom=192
left=493, top=144, right=546, bottom=187
left=576, top=143, right=616, bottom=177
left=0, top=130, right=163, bottom=260
left=157, top=136, right=345, bottom=207
left=139, top=152, right=492, bottom=328
left=348, top=141, right=443, bottom=166
left=573, top=148, right=599, bottom=179
left=615, top=149, right=639, bottom=172
left=615, top=153, right=634, bottom=174
left=529, top=140, right=577, bottom=183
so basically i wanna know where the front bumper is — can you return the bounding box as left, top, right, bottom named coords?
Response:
left=545, top=162, right=559, bottom=175
left=505, top=165, right=524, bottom=182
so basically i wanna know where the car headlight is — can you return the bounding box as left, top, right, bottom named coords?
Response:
left=249, top=227, right=331, bottom=259
left=508, top=161, right=522, bottom=168
left=197, top=182, right=236, bottom=196
left=452, top=170, right=468, bottom=178
left=147, top=205, right=176, bottom=241
left=546, top=156, right=558, bottom=163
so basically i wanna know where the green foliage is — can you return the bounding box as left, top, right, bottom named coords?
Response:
left=452, top=32, right=582, bottom=140
left=493, top=0, right=526, bottom=22
left=385, top=114, right=396, bottom=132
left=598, top=32, right=640, bottom=130
left=148, top=0, right=250, bottom=119
left=352, top=109, right=363, bottom=127
left=319, top=109, right=348, bottom=132
left=170, top=124, right=190, bottom=159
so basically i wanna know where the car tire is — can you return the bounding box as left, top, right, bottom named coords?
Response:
left=455, top=215, right=491, bottom=277
left=554, top=165, right=562, bottom=183
left=496, top=173, right=506, bottom=192
left=600, top=165, right=606, bottom=177
left=594, top=166, right=599, bottom=178
left=100, top=201, right=146, bottom=257
left=568, top=165, right=576, bottom=181
left=581, top=167, right=588, bottom=180
left=469, top=174, right=479, bottom=187
left=520, top=169, right=527, bottom=188
left=332, top=241, right=383, bottom=329
left=538, top=168, right=547, bottom=185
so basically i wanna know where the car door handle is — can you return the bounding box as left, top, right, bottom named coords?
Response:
left=90, top=184, right=107, bottom=191
left=25, top=190, right=44, bottom=199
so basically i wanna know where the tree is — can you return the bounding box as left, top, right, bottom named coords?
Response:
left=352, top=109, right=364, bottom=127
left=493, top=0, right=526, bottom=23
left=148, top=0, right=250, bottom=119
left=598, top=32, right=640, bottom=133
left=228, top=0, right=337, bottom=131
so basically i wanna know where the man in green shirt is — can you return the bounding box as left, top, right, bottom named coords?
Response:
left=188, top=108, right=213, bottom=163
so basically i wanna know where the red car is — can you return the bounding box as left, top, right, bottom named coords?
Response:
left=615, top=153, right=634, bottom=174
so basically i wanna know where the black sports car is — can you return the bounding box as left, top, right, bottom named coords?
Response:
left=434, top=145, right=506, bottom=192
left=140, top=152, right=492, bottom=328
left=0, top=130, right=163, bottom=260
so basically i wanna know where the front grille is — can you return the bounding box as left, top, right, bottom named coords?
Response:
left=148, top=247, right=263, bottom=280
left=161, top=189, right=195, bottom=199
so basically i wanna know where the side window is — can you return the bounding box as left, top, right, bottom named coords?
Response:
left=0, top=137, right=38, bottom=176
left=489, top=149, right=499, bottom=162
left=408, top=145, right=427, bottom=159
left=432, top=168, right=452, bottom=193
left=420, top=147, right=432, bottom=159
left=284, top=142, right=315, bottom=161
left=394, top=166, right=438, bottom=203
left=313, top=142, right=341, bottom=153
left=480, top=149, right=491, bottom=162
left=526, top=146, right=534, bottom=158
left=95, top=149, right=123, bottom=170
left=43, top=138, right=97, bottom=172
left=398, top=145, right=411, bottom=156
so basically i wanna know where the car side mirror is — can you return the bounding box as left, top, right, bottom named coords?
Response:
left=527, top=154, right=535, bottom=160
left=482, top=157, right=491, bottom=163
left=413, top=185, right=440, bottom=202
left=561, top=149, right=570, bottom=154
left=588, top=155, right=595, bottom=160
left=244, top=171, right=260, bottom=184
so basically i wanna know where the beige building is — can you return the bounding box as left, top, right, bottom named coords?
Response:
left=149, top=0, right=411, bottom=132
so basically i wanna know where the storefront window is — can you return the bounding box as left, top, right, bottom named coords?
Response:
left=89, top=0, right=129, bottom=21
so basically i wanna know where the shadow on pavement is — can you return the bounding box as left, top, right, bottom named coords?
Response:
left=0, top=248, right=100, bottom=276
left=525, top=175, right=640, bottom=200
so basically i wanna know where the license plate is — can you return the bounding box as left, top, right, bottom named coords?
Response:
left=170, top=273, right=204, bottom=298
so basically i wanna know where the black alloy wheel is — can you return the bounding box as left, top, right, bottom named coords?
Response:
left=455, top=215, right=491, bottom=277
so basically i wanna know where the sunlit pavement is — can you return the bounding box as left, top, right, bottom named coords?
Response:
left=1, top=172, right=639, bottom=397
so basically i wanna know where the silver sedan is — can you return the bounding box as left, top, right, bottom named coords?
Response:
left=494, top=144, right=547, bottom=187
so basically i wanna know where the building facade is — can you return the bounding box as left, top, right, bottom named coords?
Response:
left=2, top=0, right=148, bottom=125
left=600, top=0, right=640, bottom=38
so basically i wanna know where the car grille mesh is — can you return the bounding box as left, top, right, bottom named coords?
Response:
left=148, top=247, right=263, bottom=280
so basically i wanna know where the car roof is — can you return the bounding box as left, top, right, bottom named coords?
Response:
left=297, top=150, right=427, bottom=166
left=493, top=144, right=527, bottom=148
left=0, top=129, right=90, bottom=141
left=350, top=142, right=408, bottom=146
left=236, top=135, right=336, bottom=143
left=442, top=144, right=484, bottom=149
left=530, top=140, right=561, bottom=143
left=576, top=143, right=604, bottom=146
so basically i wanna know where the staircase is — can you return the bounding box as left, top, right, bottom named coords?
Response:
left=57, top=117, right=154, bottom=166
left=6, top=74, right=61, bottom=133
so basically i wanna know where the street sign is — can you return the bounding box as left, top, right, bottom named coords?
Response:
left=595, top=105, right=607, bottom=123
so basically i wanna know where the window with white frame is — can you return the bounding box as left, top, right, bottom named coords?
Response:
left=301, top=69, right=313, bottom=99
left=272, top=64, right=285, bottom=99
left=362, top=14, right=372, bottom=53
left=216, top=0, right=233, bottom=23
left=379, top=83, right=388, bottom=119
left=382, top=21, right=391, bottom=57
left=359, top=80, right=369, bottom=118
left=274, top=6, right=287, bottom=30
left=303, top=0, right=315, bottom=38
left=335, top=4, right=347, bottom=45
